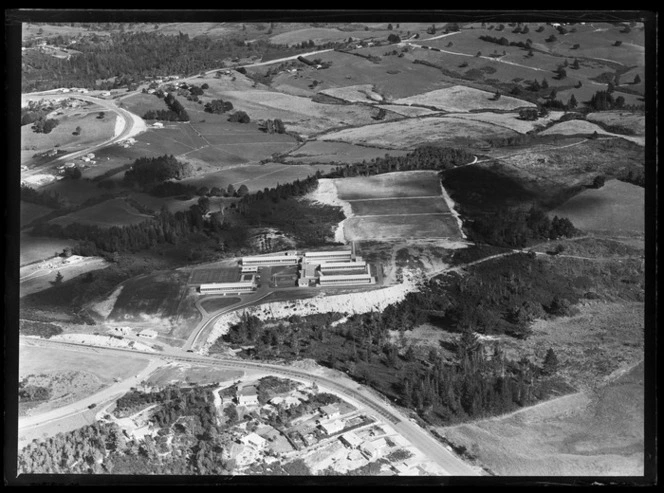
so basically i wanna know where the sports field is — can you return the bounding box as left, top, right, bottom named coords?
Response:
left=344, top=214, right=461, bottom=241
left=333, top=171, right=444, bottom=200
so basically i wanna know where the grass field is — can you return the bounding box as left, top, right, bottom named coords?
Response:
left=394, top=85, right=535, bottom=112
left=344, top=214, right=461, bottom=241
left=539, top=120, right=645, bottom=145
left=586, top=111, right=645, bottom=135
left=200, top=297, right=241, bottom=313
left=21, top=111, right=117, bottom=158
left=348, top=197, right=451, bottom=216
left=189, top=266, right=240, bottom=285
left=268, top=50, right=452, bottom=100
left=20, top=232, right=77, bottom=266
left=548, top=179, right=644, bottom=234
left=447, top=110, right=565, bottom=134
left=108, top=270, right=189, bottom=324
left=180, top=163, right=336, bottom=193
left=21, top=201, right=55, bottom=227
left=318, top=115, right=519, bottom=149
left=210, top=89, right=389, bottom=136
left=48, top=198, right=154, bottom=228
left=375, top=104, right=442, bottom=117
left=333, top=171, right=444, bottom=200
left=283, top=141, right=409, bottom=164
left=268, top=26, right=389, bottom=46
left=317, top=84, right=385, bottom=103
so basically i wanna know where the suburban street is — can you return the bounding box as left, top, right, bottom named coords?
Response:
left=19, top=336, right=481, bottom=476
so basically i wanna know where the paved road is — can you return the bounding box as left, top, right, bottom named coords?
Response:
left=20, top=336, right=480, bottom=476
left=21, top=92, right=146, bottom=177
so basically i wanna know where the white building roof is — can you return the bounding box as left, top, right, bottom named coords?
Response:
left=318, top=273, right=372, bottom=280
left=304, top=250, right=352, bottom=258
left=340, top=431, right=362, bottom=448
left=200, top=282, right=254, bottom=289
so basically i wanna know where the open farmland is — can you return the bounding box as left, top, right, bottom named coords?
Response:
left=267, top=50, right=453, bottom=100
left=21, top=201, right=55, bottom=227
left=586, top=111, right=645, bottom=135
left=283, top=141, right=409, bottom=164
left=181, top=163, right=336, bottom=193
left=317, top=84, right=385, bottom=103
left=318, top=115, right=519, bottom=149
left=375, top=104, right=442, bottom=117
left=21, top=111, right=118, bottom=158
left=19, top=232, right=77, bottom=266
left=548, top=179, right=644, bottom=234
left=48, top=198, right=154, bottom=228
left=268, top=26, right=390, bottom=46
left=448, top=110, right=565, bottom=134
left=211, top=89, right=393, bottom=136
left=539, top=120, right=645, bottom=146
left=393, top=85, right=535, bottom=112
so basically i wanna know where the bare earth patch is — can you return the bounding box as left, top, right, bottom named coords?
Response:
left=393, top=85, right=536, bottom=112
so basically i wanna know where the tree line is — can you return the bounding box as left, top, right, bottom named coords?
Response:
left=143, top=93, right=190, bottom=121
left=123, top=154, right=193, bottom=191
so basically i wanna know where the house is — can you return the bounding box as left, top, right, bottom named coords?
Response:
left=241, top=432, right=267, bottom=449
left=339, top=431, right=362, bottom=449
left=319, top=403, right=340, bottom=419
left=152, top=121, right=163, bottom=128
left=101, top=91, right=111, bottom=97
left=361, top=437, right=388, bottom=458
left=319, top=419, right=344, bottom=435
left=236, top=385, right=259, bottom=406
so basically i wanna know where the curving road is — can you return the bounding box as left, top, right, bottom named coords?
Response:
left=19, top=336, right=481, bottom=476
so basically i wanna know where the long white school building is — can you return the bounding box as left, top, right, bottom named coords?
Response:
left=199, top=282, right=256, bottom=295
left=317, top=272, right=374, bottom=286
left=241, top=252, right=299, bottom=266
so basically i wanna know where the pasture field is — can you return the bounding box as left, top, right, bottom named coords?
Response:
left=48, top=198, right=154, bottom=229
left=20, top=232, right=77, bottom=266
left=333, top=170, right=443, bottom=201
left=20, top=256, right=110, bottom=298
left=200, top=297, right=241, bottom=313
left=393, top=85, right=535, bottom=112
left=283, top=141, right=409, bottom=164
left=539, top=120, right=645, bottom=145
left=450, top=110, right=565, bottom=134
left=344, top=214, right=461, bottom=241
left=120, top=92, right=165, bottom=118
left=317, top=84, right=385, bottom=103
left=267, top=50, right=451, bottom=100
left=181, top=163, right=336, bottom=193
left=211, top=89, right=389, bottom=136
left=21, top=111, right=118, bottom=157
left=21, top=201, right=55, bottom=226
left=586, top=111, right=645, bottom=135
left=268, top=26, right=389, bottom=46
left=348, top=197, right=451, bottom=216
left=318, top=115, right=519, bottom=149
left=375, top=104, right=442, bottom=117
left=548, top=179, right=644, bottom=234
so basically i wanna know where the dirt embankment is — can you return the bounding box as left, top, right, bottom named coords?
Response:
left=200, top=271, right=421, bottom=354
left=305, top=179, right=352, bottom=244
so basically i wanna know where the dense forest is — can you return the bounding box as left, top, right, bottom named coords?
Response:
left=20, top=184, right=64, bottom=209
left=123, top=154, right=193, bottom=190
left=21, top=30, right=344, bottom=92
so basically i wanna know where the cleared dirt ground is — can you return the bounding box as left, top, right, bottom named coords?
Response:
left=394, top=85, right=535, bottom=112
left=345, top=215, right=461, bottom=241
left=284, top=141, right=409, bottom=164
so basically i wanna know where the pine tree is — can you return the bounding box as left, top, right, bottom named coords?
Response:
left=54, top=271, right=64, bottom=285
left=568, top=93, right=578, bottom=109
left=542, top=348, right=559, bottom=375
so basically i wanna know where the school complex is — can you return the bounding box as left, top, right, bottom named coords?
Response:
left=197, top=248, right=376, bottom=295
